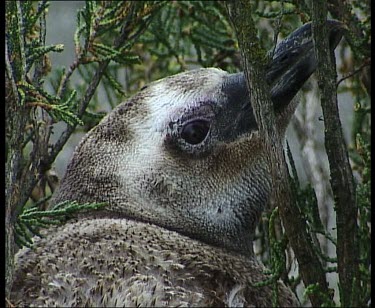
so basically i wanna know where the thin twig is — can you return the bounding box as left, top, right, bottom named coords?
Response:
left=5, top=41, right=19, bottom=104
left=336, top=60, right=371, bottom=87
left=57, top=60, right=80, bottom=98
left=16, top=1, right=27, bottom=80
left=6, top=297, right=16, bottom=308
left=49, top=3, right=152, bottom=164
left=270, top=1, right=285, bottom=58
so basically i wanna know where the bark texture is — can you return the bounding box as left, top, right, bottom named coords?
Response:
left=311, top=1, right=360, bottom=306
left=227, top=2, right=330, bottom=306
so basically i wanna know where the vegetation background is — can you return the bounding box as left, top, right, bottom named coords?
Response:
left=6, top=1, right=370, bottom=307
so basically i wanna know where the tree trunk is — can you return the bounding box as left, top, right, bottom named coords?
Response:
left=311, top=1, right=360, bottom=306
left=226, top=2, right=330, bottom=306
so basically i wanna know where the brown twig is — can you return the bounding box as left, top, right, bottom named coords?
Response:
left=6, top=297, right=16, bottom=308
left=25, top=101, right=54, bottom=110
left=336, top=59, right=371, bottom=87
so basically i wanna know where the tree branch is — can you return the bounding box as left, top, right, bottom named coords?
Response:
left=311, top=1, right=360, bottom=307
left=226, top=2, right=329, bottom=306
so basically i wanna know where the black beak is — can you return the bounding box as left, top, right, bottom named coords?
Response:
left=266, top=19, right=347, bottom=110
left=221, top=20, right=346, bottom=135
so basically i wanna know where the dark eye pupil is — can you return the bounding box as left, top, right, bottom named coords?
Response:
left=181, top=120, right=210, bottom=145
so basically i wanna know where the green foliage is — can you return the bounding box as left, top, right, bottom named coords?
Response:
left=113, top=1, right=240, bottom=96
left=251, top=0, right=309, bottom=52
left=6, top=1, right=169, bottom=255
left=285, top=143, right=335, bottom=305
left=15, top=200, right=107, bottom=248
left=345, top=34, right=371, bottom=305
left=6, top=1, right=82, bottom=127
left=140, top=1, right=236, bottom=71
left=352, top=134, right=371, bottom=306
left=287, top=142, right=338, bottom=251
left=304, top=283, right=335, bottom=307
left=349, top=100, right=371, bottom=168
left=57, top=1, right=167, bottom=126
left=285, top=119, right=371, bottom=307
left=253, top=206, right=288, bottom=307
left=6, top=1, right=371, bottom=306
left=285, top=75, right=371, bottom=306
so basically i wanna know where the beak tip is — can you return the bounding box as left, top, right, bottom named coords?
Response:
left=326, top=20, right=348, bottom=49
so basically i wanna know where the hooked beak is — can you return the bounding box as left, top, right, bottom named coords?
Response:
left=220, top=20, right=346, bottom=135
left=266, top=19, right=347, bottom=110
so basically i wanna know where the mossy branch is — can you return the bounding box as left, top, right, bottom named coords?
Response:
left=227, top=2, right=330, bottom=307
left=310, top=1, right=360, bottom=306
left=253, top=207, right=288, bottom=307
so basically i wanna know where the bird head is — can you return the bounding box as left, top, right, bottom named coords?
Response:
left=52, top=20, right=345, bottom=257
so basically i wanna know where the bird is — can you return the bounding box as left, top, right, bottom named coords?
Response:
left=10, top=20, right=345, bottom=307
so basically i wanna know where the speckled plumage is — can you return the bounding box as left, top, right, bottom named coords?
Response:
left=13, top=218, right=297, bottom=307
left=11, top=21, right=345, bottom=307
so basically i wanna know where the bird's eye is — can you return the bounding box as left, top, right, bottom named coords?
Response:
left=181, top=120, right=210, bottom=145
